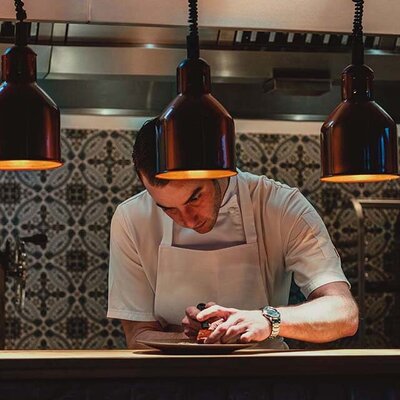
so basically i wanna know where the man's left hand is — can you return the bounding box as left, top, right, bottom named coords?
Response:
left=196, top=304, right=272, bottom=344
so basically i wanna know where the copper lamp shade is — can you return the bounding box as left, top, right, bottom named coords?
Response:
left=320, top=64, right=399, bottom=183
left=156, top=0, right=236, bottom=180
left=0, top=23, right=62, bottom=171
left=156, top=58, right=236, bottom=180
left=320, top=0, right=399, bottom=183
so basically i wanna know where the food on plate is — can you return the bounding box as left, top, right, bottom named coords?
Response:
left=196, top=327, right=212, bottom=344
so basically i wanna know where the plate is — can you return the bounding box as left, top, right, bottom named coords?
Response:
left=137, top=339, right=255, bottom=354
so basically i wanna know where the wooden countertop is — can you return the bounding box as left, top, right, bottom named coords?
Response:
left=0, top=349, right=399, bottom=380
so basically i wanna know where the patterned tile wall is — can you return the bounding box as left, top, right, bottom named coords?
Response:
left=0, top=130, right=399, bottom=349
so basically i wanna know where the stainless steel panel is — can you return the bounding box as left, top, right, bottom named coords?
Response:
left=217, top=30, right=236, bottom=46
left=48, top=46, right=184, bottom=78
left=65, top=25, right=217, bottom=46
left=46, top=45, right=400, bottom=82
left=52, top=23, right=68, bottom=43
left=37, top=75, right=400, bottom=121
left=37, top=23, right=53, bottom=42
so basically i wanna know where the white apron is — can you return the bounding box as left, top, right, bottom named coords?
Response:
left=154, top=173, right=287, bottom=349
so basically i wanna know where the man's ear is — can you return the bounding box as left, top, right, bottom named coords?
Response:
left=135, top=170, right=144, bottom=185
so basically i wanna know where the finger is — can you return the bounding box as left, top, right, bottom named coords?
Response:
left=204, top=302, right=221, bottom=324
left=207, top=314, right=243, bottom=331
left=221, top=314, right=244, bottom=326
left=221, top=322, right=248, bottom=344
left=197, top=305, right=235, bottom=322
left=182, top=315, right=197, bottom=328
left=205, top=313, right=245, bottom=343
left=184, top=327, right=198, bottom=338
left=239, top=330, right=257, bottom=343
left=182, top=319, right=201, bottom=333
left=185, top=306, right=200, bottom=320
left=209, top=318, right=224, bottom=330
left=183, top=307, right=202, bottom=331
left=204, top=319, right=236, bottom=343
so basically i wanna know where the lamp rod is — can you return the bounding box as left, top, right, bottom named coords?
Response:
left=186, top=0, right=200, bottom=59
left=352, top=0, right=364, bottom=65
left=14, top=0, right=27, bottom=22
left=14, top=0, right=29, bottom=46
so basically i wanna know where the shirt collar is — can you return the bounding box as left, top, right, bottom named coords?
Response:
left=220, top=174, right=238, bottom=210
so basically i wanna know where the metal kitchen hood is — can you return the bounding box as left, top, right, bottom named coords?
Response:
left=1, top=0, right=400, bottom=121
left=2, top=0, right=400, bottom=36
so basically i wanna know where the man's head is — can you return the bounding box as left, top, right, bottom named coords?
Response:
left=132, top=119, right=227, bottom=233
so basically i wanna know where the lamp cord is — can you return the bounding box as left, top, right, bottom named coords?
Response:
left=14, top=0, right=27, bottom=22
left=352, top=0, right=364, bottom=65
left=186, top=0, right=200, bottom=59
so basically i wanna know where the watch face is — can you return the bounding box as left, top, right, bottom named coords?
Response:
left=265, top=307, right=280, bottom=318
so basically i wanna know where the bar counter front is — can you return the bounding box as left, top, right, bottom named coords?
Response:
left=0, top=348, right=399, bottom=400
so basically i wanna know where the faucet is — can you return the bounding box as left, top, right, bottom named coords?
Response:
left=0, top=234, right=47, bottom=349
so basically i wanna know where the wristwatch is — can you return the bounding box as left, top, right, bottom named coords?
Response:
left=261, top=306, right=281, bottom=338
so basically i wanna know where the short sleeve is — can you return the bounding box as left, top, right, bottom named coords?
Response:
left=107, top=206, right=157, bottom=321
left=283, top=193, right=350, bottom=299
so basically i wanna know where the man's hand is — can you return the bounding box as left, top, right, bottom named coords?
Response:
left=182, top=302, right=217, bottom=338
left=196, top=304, right=271, bottom=344
left=182, top=306, right=202, bottom=338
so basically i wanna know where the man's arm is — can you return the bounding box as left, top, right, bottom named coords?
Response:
left=196, top=282, right=359, bottom=344
left=277, top=281, right=358, bottom=342
left=121, top=320, right=187, bottom=349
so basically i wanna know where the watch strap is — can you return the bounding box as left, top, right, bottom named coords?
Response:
left=261, top=306, right=281, bottom=338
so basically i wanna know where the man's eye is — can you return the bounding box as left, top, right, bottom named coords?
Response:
left=191, top=194, right=201, bottom=202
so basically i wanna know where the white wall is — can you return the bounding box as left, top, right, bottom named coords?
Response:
left=60, top=114, right=325, bottom=136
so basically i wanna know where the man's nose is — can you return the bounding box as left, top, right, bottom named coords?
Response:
left=180, top=209, right=199, bottom=229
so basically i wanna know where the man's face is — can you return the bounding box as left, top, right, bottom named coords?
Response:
left=142, top=175, right=223, bottom=234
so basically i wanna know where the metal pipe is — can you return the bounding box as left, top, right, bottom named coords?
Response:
left=350, top=198, right=400, bottom=347
left=0, top=253, right=6, bottom=349
left=351, top=198, right=366, bottom=346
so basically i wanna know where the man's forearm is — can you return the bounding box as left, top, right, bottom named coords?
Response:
left=277, top=295, right=359, bottom=343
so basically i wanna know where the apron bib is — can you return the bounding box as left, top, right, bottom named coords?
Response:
left=155, top=173, right=267, bottom=325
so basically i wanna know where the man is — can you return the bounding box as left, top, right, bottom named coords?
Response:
left=107, top=119, right=359, bottom=349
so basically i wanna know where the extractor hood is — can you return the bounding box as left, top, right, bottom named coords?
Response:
left=1, top=0, right=400, bottom=121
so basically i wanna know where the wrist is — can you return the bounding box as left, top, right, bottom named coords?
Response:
left=261, top=306, right=281, bottom=338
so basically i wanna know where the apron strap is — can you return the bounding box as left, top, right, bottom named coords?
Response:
left=237, top=171, right=258, bottom=244
left=161, top=213, right=173, bottom=246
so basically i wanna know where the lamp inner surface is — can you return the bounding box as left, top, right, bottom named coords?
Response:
left=0, top=160, right=63, bottom=170
left=321, top=174, right=400, bottom=183
left=156, top=170, right=237, bottom=180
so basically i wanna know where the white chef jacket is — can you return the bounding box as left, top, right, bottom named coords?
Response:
left=107, top=170, right=349, bottom=322
left=173, top=173, right=245, bottom=250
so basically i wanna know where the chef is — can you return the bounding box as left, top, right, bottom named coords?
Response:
left=107, top=118, right=359, bottom=348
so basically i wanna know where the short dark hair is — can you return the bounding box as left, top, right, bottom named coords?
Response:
left=132, top=118, right=169, bottom=187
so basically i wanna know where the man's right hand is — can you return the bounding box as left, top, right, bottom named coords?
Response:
left=182, top=302, right=216, bottom=338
